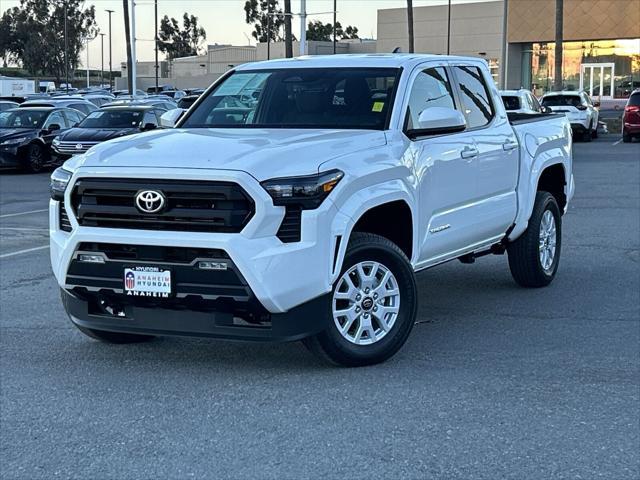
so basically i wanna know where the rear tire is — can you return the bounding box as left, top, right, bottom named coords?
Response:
left=622, top=129, right=631, bottom=143
left=591, top=125, right=598, bottom=139
left=73, top=324, right=156, bottom=344
left=303, top=232, right=417, bottom=367
left=507, top=192, right=562, bottom=288
left=582, top=125, right=592, bottom=142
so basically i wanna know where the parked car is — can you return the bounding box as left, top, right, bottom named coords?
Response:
left=183, top=88, right=205, bottom=96
left=102, top=99, right=175, bottom=112
left=49, top=54, right=573, bottom=366
left=112, top=89, right=147, bottom=97
left=622, top=89, right=640, bottom=143
left=159, top=90, right=186, bottom=100
left=20, top=98, right=98, bottom=116
left=147, top=85, right=175, bottom=94
left=177, top=94, right=200, bottom=109
left=500, top=89, right=548, bottom=114
left=0, top=96, right=27, bottom=104
left=0, top=107, right=85, bottom=172
left=541, top=91, right=599, bottom=141
left=83, top=94, right=115, bottom=107
left=52, top=105, right=163, bottom=159
left=0, top=100, right=19, bottom=112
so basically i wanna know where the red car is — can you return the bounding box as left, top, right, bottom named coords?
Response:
left=622, top=89, right=640, bottom=143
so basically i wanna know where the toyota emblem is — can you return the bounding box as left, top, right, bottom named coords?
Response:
left=135, top=190, right=166, bottom=214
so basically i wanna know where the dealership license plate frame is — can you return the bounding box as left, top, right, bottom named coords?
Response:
left=123, top=266, right=173, bottom=298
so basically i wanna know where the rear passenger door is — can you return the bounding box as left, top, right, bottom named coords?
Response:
left=450, top=63, right=519, bottom=242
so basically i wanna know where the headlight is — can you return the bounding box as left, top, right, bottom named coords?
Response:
left=50, top=167, right=72, bottom=201
left=52, top=137, right=61, bottom=146
left=0, top=136, right=27, bottom=146
left=261, top=169, right=343, bottom=209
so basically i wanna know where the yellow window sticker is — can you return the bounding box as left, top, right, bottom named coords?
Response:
left=372, top=101, right=385, bottom=112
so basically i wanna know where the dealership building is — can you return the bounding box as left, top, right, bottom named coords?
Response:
left=377, top=0, right=640, bottom=99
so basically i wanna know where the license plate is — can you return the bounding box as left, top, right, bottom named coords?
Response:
left=124, top=266, right=172, bottom=298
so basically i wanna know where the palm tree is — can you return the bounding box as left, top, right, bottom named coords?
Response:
left=407, top=0, right=414, bottom=53
left=123, top=0, right=133, bottom=93
left=284, top=0, right=292, bottom=58
left=553, top=0, right=563, bottom=90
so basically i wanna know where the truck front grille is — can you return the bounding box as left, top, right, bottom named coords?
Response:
left=71, top=178, right=254, bottom=233
left=56, top=141, right=99, bottom=155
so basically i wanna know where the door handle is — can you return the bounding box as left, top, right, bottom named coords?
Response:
left=460, top=147, right=479, bottom=159
left=502, top=140, right=519, bottom=151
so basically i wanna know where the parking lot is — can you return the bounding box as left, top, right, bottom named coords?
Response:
left=1, top=136, right=638, bottom=479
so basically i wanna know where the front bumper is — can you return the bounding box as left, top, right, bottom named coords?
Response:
left=0, top=147, right=21, bottom=167
left=50, top=167, right=348, bottom=315
left=62, top=287, right=330, bottom=342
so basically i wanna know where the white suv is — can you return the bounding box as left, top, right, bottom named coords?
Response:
left=541, top=91, right=599, bottom=141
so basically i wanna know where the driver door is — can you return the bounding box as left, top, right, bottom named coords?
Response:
left=403, top=64, right=481, bottom=266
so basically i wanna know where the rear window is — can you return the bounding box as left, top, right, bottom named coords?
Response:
left=79, top=110, right=144, bottom=128
left=628, top=93, right=640, bottom=107
left=541, top=95, right=582, bottom=107
left=501, top=95, right=521, bottom=110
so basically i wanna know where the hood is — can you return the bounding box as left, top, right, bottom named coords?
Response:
left=0, top=128, right=37, bottom=141
left=59, top=127, right=138, bottom=143
left=76, top=128, right=387, bottom=180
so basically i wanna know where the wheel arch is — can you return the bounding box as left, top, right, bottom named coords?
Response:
left=329, top=181, right=417, bottom=284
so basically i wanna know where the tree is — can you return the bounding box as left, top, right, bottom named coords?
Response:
left=284, top=0, right=292, bottom=57
left=554, top=0, right=563, bottom=90
left=0, top=0, right=97, bottom=82
left=306, top=20, right=359, bottom=42
left=122, top=0, right=133, bottom=93
left=158, top=13, right=206, bottom=60
left=244, top=0, right=284, bottom=43
left=407, top=0, right=414, bottom=53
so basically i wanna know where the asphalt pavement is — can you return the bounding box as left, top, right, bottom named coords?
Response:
left=1, top=135, right=639, bottom=479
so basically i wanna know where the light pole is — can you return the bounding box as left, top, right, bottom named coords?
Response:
left=131, top=0, right=137, bottom=96
left=105, top=9, right=114, bottom=90
left=64, top=3, right=69, bottom=92
left=154, top=0, right=159, bottom=91
left=100, top=33, right=105, bottom=87
left=300, top=0, right=307, bottom=56
left=446, top=0, right=452, bottom=55
left=333, top=0, right=337, bottom=54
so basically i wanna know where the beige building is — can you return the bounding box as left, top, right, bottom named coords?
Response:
left=377, top=0, right=640, bottom=99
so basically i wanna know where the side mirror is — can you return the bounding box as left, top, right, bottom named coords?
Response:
left=542, top=106, right=553, bottom=114
left=159, top=108, right=186, bottom=128
left=47, top=124, right=61, bottom=132
left=141, top=123, right=157, bottom=131
left=407, top=107, right=466, bottom=139
left=593, top=101, right=601, bottom=108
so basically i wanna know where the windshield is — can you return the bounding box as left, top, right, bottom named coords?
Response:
left=0, top=110, right=48, bottom=128
left=182, top=68, right=399, bottom=130
left=542, top=95, right=583, bottom=107
left=78, top=110, right=144, bottom=128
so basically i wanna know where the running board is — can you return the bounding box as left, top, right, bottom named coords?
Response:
left=458, top=244, right=506, bottom=264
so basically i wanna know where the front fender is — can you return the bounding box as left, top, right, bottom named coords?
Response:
left=329, top=178, right=417, bottom=283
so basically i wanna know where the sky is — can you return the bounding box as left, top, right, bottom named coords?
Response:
left=2, top=0, right=482, bottom=69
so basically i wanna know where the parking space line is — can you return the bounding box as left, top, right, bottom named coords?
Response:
left=0, top=209, right=48, bottom=219
left=612, top=139, right=623, bottom=146
left=0, top=245, right=49, bottom=259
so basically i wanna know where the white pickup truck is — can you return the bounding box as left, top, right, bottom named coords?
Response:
left=50, top=54, right=574, bottom=366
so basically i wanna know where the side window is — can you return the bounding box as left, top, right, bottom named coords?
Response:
left=44, top=111, right=66, bottom=129
left=404, top=66, right=457, bottom=131
left=452, top=66, right=495, bottom=128
left=142, top=111, right=158, bottom=126
left=65, top=109, right=83, bottom=125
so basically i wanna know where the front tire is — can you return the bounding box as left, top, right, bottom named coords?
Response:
left=24, top=143, right=47, bottom=173
left=507, top=192, right=562, bottom=288
left=303, top=232, right=417, bottom=367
